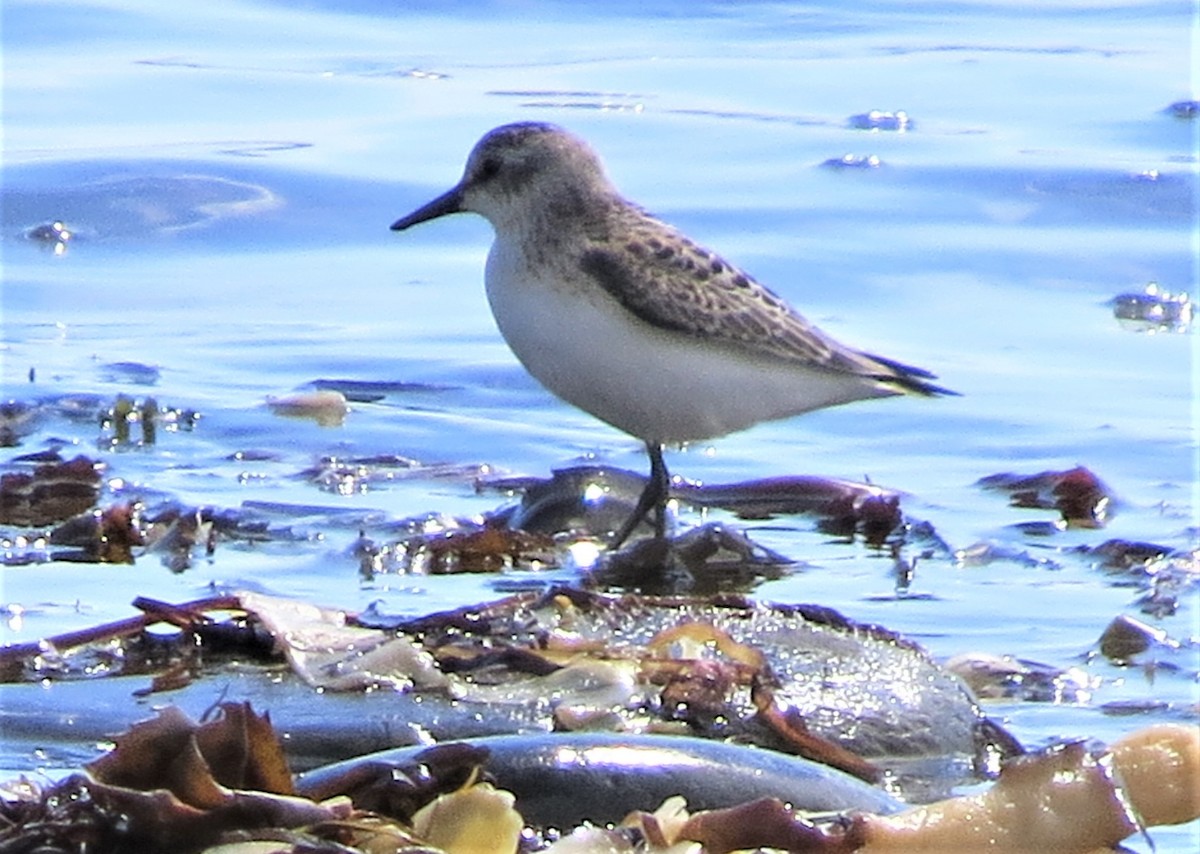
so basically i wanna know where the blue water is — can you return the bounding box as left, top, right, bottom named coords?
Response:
left=2, top=0, right=1197, bottom=848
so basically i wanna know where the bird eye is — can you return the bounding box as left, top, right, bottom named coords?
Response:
left=477, top=157, right=501, bottom=181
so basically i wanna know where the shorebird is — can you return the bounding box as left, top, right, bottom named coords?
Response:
left=391, top=122, right=952, bottom=549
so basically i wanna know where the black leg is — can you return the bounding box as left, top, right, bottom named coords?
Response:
left=647, top=443, right=668, bottom=540
left=608, top=442, right=670, bottom=549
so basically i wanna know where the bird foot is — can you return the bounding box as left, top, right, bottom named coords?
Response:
left=594, top=535, right=685, bottom=593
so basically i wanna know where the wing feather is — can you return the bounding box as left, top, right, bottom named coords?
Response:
left=578, top=211, right=948, bottom=395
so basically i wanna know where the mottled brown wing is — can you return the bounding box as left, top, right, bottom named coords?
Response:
left=580, top=215, right=888, bottom=376
left=578, top=209, right=953, bottom=396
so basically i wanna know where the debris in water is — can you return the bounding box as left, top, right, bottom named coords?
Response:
left=24, top=220, right=74, bottom=254
left=848, top=109, right=913, bottom=131
left=1110, top=281, right=1192, bottom=333
left=977, top=465, right=1114, bottom=528
left=266, top=390, right=349, bottom=426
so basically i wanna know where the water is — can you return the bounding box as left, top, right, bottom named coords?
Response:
left=2, top=0, right=1197, bottom=848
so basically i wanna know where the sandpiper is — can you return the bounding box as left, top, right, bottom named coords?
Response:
left=391, top=122, right=953, bottom=548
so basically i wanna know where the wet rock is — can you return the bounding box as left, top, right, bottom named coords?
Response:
left=491, top=464, right=655, bottom=538
left=298, top=732, right=903, bottom=830
left=1097, top=614, right=1176, bottom=663
left=594, top=522, right=792, bottom=595
left=399, top=587, right=1014, bottom=768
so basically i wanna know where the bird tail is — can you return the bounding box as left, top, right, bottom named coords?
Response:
left=866, top=353, right=960, bottom=397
